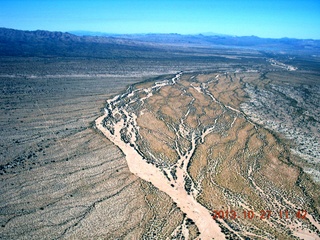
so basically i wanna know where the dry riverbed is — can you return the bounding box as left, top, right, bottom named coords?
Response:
left=97, top=71, right=320, bottom=239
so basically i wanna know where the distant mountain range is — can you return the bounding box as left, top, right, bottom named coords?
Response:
left=1, top=27, right=319, bottom=58
left=70, top=30, right=320, bottom=53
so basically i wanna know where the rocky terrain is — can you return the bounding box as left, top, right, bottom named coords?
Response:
left=98, top=70, right=320, bottom=239
left=241, top=71, right=320, bottom=182
left=0, top=28, right=319, bottom=239
left=0, top=59, right=199, bottom=239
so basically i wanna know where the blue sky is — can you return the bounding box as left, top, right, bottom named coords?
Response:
left=1, top=0, right=320, bottom=39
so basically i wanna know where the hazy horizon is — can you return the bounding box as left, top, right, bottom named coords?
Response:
left=2, top=27, right=320, bottom=41
left=1, top=0, right=320, bottom=39
left=68, top=30, right=320, bottom=40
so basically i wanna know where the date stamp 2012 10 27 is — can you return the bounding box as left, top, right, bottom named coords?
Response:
left=211, top=209, right=307, bottom=220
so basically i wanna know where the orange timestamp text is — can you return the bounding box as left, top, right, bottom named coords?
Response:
left=211, top=209, right=307, bottom=220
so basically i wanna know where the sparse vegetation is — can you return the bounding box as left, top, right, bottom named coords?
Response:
left=1, top=28, right=319, bottom=239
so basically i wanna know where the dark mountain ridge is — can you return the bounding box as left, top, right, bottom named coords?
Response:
left=0, top=27, right=162, bottom=58
left=0, top=27, right=319, bottom=58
